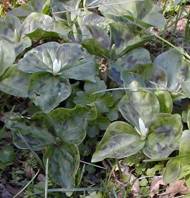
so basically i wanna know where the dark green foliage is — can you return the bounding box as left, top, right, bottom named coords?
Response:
left=0, top=0, right=190, bottom=197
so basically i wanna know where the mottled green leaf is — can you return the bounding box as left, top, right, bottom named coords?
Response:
left=0, top=67, right=30, bottom=97
left=179, top=130, right=190, bottom=156
left=0, top=145, right=15, bottom=169
left=0, top=15, right=31, bottom=55
left=92, top=121, right=145, bottom=162
left=143, top=114, right=182, bottom=159
left=109, top=48, right=152, bottom=85
left=119, top=88, right=160, bottom=131
left=182, top=80, right=190, bottom=98
left=9, top=0, right=50, bottom=18
left=29, top=73, right=71, bottom=113
left=152, top=49, right=189, bottom=91
left=187, top=110, right=190, bottom=129
left=110, top=22, right=144, bottom=56
left=82, top=25, right=111, bottom=57
left=163, top=158, right=181, bottom=183
left=154, top=90, right=173, bottom=113
left=18, top=42, right=96, bottom=82
left=20, top=12, right=54, bottom=36
left=99, top=0, right=165, bottom=29
left=46, top=143, right=80, bottom=188
left=15, top=36, right=32, bottom=55
left=26, top=28, right=60, bottom=41
left=77, top=11, right=108, bottom=40
left=52, top=0, right=80, bottom=13
left=0, top=15, right=21, bottom=42
left=6, top=113, right=56, bottom=151
left=49, top=105, right=97, bottom=144
left=0, top=39, right=16, bottom=76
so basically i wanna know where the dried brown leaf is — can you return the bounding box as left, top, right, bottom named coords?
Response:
left=159, top=180, right=190, bottom=197
left=150, top=176, right=166, bottom=198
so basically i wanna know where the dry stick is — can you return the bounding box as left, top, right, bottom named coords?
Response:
left=93, top=87, right=182, bottom=95
left=13, top=169, right=40, bottom=198
left=19, top=133, right=44, bottom=169
left=45, top=158, right=49, bottom=198
left=47, top=187, right=102, bottom=193
left=80, top=160, right=107, bottom=170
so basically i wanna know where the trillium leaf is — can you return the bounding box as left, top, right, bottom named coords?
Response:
left=143, top=113, right=182, bottom=159
left=46, top=143, right=80, bottom=188
left=82, top=24, right=111, bottom=58
left=77, top=11, right=108, bottom=41
left=163, top=158, right=181, bottom=183
left=110, top=23, right=144, bottom=57
left=118, top=89, right=160, bottom=130
left=29, top=73, right=71, bottom=113
left=152, top=49, right=188, bottom=91
left=0, top=39, right=16, bottom=76
left=109, top=48, right=152, bottom=85
left=179, top=130, right=190, bottom=157
left=26, top=28, right=60, bottom=41
left=0, top=67, right=30, bottom=98
left=0, top=145, right=15, bottom=169
left=6, top=113, right=56, bottom=151
left=15, top=37, right=32, bottom=56
left=0, top=15, right=31, bottom=56
left=99, top=0, right=165, bottom=29
left=49, top=105, right=97, bottom=144
left=52, top=0, right=80, bottom=13
left=0, top=15, right=21, bottom=42
left=187, top=110, right=190, bottom=129
left=92, top=121, right=145, bottom=162
left=18, top=42, right=96, bottom=82
left=20, top=12, right=55, bottom=36
left=154, top=90, right=173, bottom=113
left=182, top=80, right=190, bottom=98
left=9, top=0, right=51, bottom=19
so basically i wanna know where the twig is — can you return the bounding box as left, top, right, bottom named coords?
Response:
left=47, top=187, right=102, bottom=193
left=45, top=158, right=49, bottom=198
left=80, top=160, right=107, bottom=170
left=13, top=169, right=40, bottom=198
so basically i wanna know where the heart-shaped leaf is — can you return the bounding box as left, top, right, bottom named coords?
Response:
left=118, top=88, right=160, bottom=131
left=154, top=90, right=173, bottom=113
left=0, top=67, right=30, bottom=98
left=18, top=42, right=96, bottom=82
left=179, top=130, right=190, bottom=157
left=187, top=110, right=190, bottom=129
left=152, top=49, right=189, bottom=91
left=9, top=0, right=51, bottom=18
left=29, top=73, right=71, bottom=113
left=0, top=15, right=21, bottom=42
left=163, top=158, right=181, bottom=183
left=99, top=0, right=165, bottom=29
left=46, top=143, right=80, bottom=188
left=109, top=48, right=152, bottom=85
left=0, top=39, right=16, bottom=76
left=0, top=145, right=15, bottom=170
left=182, top=80, right=190, bottom=98
left=82, top=28, right=110, bottom=58
left=143, top=113, right=182, bottom=159
left=6, top=113, right=56, bottom=151
left=110, top=22, right=146, bottom=57
left=92, top=121, right=145, bottom=162
left=20, top=12, right=55, bottom=36
left=49, top=105, right=97, bottom=145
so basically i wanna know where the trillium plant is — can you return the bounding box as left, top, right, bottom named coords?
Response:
left=1, top=0, right=190, bottom=195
